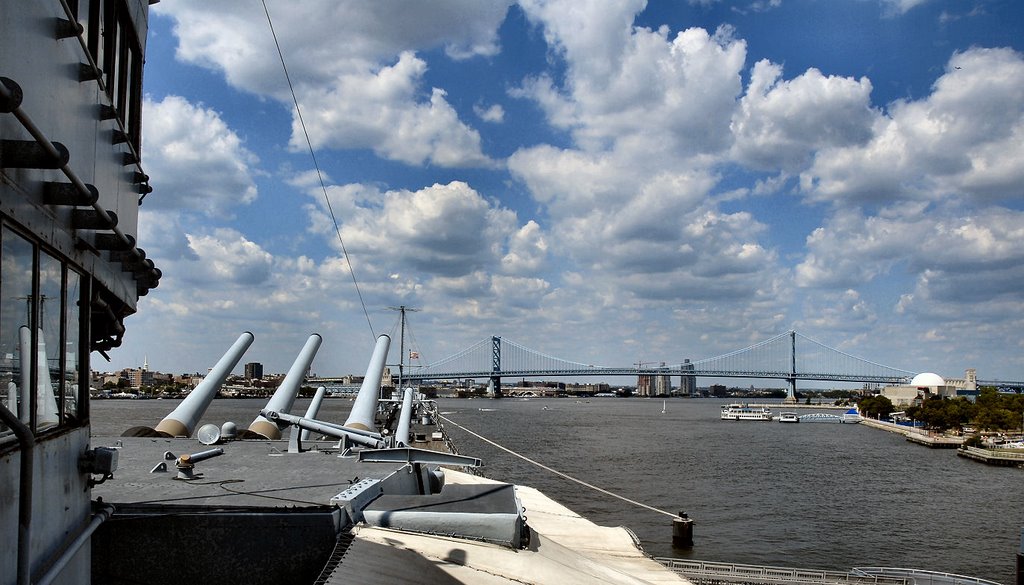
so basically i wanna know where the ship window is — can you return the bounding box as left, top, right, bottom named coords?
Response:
left=79, top=0, right=102, bottom=66
left=71, top=0, right=145, bottom=152
left=125, top=42, right=144, bottom=148
left=65, top=270, right=82, bottom=423
left=0, top=226, right=34, bottom=440
left=101, top=0, right=118, bottom=101
left=37, top=252, right=62, bottom=429
left=0, top=225, right=87, bottom=442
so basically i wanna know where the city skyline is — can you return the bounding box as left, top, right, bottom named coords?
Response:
left=111, top=1, right=1024, bottom=382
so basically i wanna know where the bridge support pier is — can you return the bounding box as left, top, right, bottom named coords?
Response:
left=784, top=377, right=797, bottom=404
left=488, top=377, right=503, bottom=399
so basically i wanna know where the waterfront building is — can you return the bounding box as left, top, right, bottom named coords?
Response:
left=122, top=367, right=154, bottom=389
left=654, top=372, right=672, bottom=396
left=881, top=371, right=979, bottom=407
left=943, top=368, right=978, bottom=394
left=637, top=374, right=654, bottom=396
left=570, top=382, right=611, bottom=395
left=680, top=358, right=696, bottom=396
left=244, top=361, right=264, bottom=380
left=638, top=371, right=672, bottom=396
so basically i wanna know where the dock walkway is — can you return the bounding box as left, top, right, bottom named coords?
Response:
left=956, top=446, right=1024, bottom=468
left=859, top=419, right=963, bottom=448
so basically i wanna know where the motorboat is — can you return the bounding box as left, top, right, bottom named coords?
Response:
left=778, top=412, right=800, bottom=423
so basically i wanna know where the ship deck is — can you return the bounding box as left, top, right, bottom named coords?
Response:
left=90, top=434, right=690, bottom=585
left=93, top=436, right=404, bottom=508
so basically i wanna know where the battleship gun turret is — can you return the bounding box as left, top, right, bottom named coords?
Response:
left=260, top=410, right=384, bottom=449
left=299, top=386, right=327, bottom=442
left=174, top=448, right=225, bottom=479
left=124, top=332, right=255, bottom=437
left=248, top=334, right=323, bottom=439
left=263, top=335, right=392, bottom=451
left=344, top=334, right=391, bottom=432
left=394, top=388, right=414, bottom=447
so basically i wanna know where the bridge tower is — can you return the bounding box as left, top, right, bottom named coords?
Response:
left=490, top=336, right=503, bottom=398
left=784, top=330, right=798, bottom=404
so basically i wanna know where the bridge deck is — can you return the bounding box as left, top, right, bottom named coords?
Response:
left=403, top=331, right=1023, bottom=389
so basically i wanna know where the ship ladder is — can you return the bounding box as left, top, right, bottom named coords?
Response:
left=313, top=531, right=356, bottom=585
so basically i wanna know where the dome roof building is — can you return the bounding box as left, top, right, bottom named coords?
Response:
left=881, top=371, right=973, bottom=407
left=911, top=372, right=945, bottom=388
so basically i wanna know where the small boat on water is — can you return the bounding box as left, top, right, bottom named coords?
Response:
left=720, top=403, right=773, bottom=421
left=778, top=412, right=800, bottom=423
left=983, top=436, right=1024, bottom=449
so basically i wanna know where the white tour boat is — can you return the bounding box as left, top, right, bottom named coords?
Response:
left=720, top=403, right=773, bottom=421
left=779, top=412, right=800, bottom=423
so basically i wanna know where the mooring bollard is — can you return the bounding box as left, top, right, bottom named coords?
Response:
left=672, top=511, right=693, bottom=548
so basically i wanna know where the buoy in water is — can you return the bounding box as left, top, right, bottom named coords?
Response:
left=672, top=511, right=693, bottom=548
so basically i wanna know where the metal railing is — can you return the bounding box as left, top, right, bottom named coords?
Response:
left=961, top=446, right=1024, bottom=460
left=656, top=559, right=910, bottom=584
left=654, top=559, right=1004, bottom=585
left=850, top=567, right=1003, bottom=585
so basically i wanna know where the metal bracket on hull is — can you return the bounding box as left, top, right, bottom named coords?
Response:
left=357, top=447, right=482, bottom=468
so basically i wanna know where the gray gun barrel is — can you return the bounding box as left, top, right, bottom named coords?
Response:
left=300, top=386, right=327, bottom=442
left=249, top=333, right=322, bottom=439
left=344, top=334, right=391, bottom=432
left=177, top=448, right=224, bottom=465
left=155, top=332, right=254, bottom=437
left=262, top=410, right=383, bottom=448
left=395, top=388, right=414, bottom=446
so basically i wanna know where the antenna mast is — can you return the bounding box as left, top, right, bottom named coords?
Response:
left=387, top=305, right=418, bottom=389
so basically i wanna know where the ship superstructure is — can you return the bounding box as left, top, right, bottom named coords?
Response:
left=1, top=1, right=159, bottom=583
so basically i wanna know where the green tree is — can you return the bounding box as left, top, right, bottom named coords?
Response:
left=858, top=395, right=894, bottom=420
left=971, top=387, right=1024, bottom=431
left=912, top=396, right=975, bottom=432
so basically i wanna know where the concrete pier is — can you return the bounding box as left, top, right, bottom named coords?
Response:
left=957, top=446, right=1024, bottom=468
left=905, top=433, right=962, bottom=449
left=858, top=418, right=963, bottom=448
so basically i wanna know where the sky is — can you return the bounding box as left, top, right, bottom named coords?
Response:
left=111, top=0, right=1024, bottom=384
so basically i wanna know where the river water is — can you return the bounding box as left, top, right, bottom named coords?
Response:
left=91, top=397, right=1022, bottom=584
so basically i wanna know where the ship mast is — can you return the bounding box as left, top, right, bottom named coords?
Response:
left=388, top=305, right=418, bottom=389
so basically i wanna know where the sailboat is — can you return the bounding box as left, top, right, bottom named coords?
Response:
left=662, top=399, right=667, bottom=414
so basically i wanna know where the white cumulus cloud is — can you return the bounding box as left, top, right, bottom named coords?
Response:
left=142, top=95, right=259, bottom=217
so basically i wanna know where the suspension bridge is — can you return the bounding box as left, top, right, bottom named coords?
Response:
left=402, top=330, right=1023, bottom=397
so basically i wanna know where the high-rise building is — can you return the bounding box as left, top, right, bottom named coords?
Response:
left=654, top=372, right=672, bottom=396
left=245, top=362, right=264, bottom=380
left=680, top=358, right=696, bottom=396
left=637, top=374, right=654, bottom=396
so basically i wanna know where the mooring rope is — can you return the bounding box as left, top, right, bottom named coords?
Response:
left=439, top=415, right=678, bottom=520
